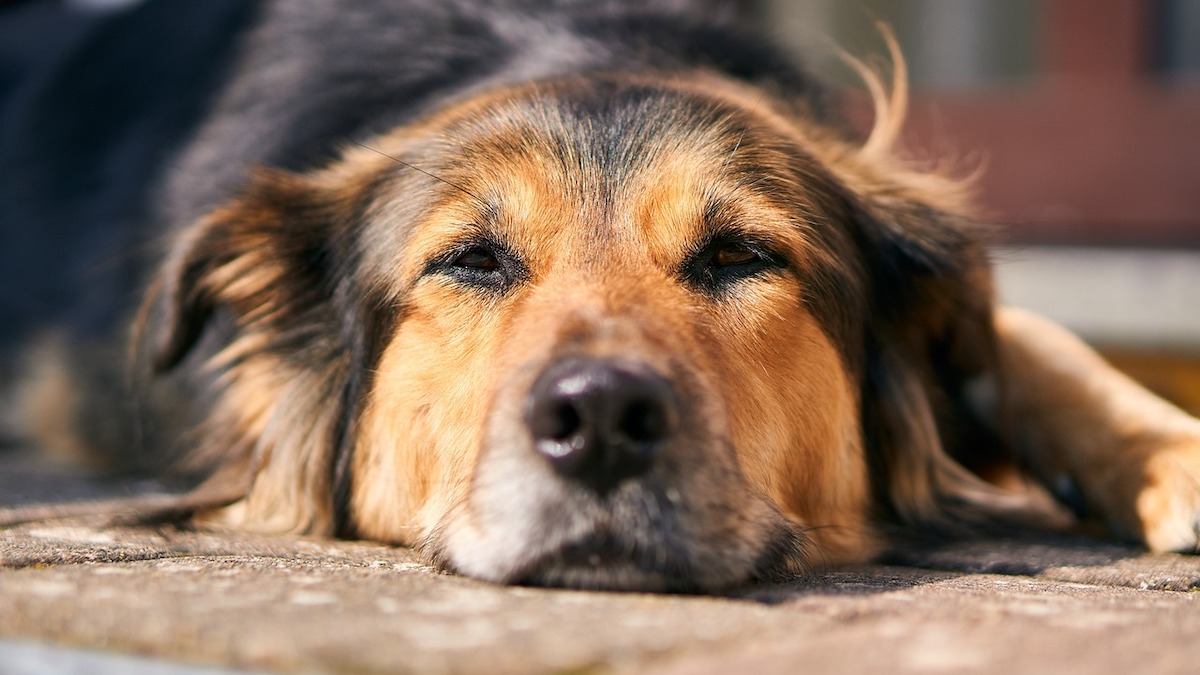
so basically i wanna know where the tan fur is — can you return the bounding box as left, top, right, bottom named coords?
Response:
left=132, top=65, right=1200, bottom=587
left=996, top=307, right=1200, bottom=551
left=153, top=166, right=393, bottom=536
left=16, top=336, right=94, bottom=468
left=8, top=7, right=1199, bottom=594
left=348, top=79, right=876, bottom=570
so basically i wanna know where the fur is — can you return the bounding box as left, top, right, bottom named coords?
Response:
left=2, top=0, right=1198, bottom=592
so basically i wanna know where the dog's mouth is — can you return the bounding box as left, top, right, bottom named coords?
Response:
left=504, top=518, right=811, bottom=593
left=431, top=477, right=813, bottom=593
left=507, top=528, right=705, bottom=593
left=428, top=356, right=814, bottom=592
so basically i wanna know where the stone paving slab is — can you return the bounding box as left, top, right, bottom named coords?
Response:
left=1, top=523, right=1198, bottom=674
left=2, top=450, right=1200, bottom=674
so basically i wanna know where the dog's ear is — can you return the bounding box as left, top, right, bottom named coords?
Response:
left=844, top=182, right=1029, bottom=533
left=808, top=36, right=1036, bottom=533
left=142, top=167, right=390, bottom=536
left=852, top=190, right=995, bottom=375
left=150, top=169, right=351, bottom=371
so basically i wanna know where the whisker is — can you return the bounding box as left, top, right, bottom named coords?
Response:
left=351, top=140, right=488, bottom=207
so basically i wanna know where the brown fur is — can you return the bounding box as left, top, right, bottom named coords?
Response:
left=10, top=35, right=1195, bottom=590
left=127, top=65, right=1200, bottom=590
left=996, top=308, right=1200, bottom=552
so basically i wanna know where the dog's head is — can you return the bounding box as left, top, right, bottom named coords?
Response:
left=152, top=71, right=996, bottom=591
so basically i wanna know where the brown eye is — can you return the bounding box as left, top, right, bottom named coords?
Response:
left=434, top=240, right=527, bottom=293
left=453, top=248, right=499, bottom=270
left=682, top=236, right=781, bottom=294
left=712, top=244, right=759, bottom=267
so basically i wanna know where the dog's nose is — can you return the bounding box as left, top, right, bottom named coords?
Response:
left=525, top=358, right=676, bottom=494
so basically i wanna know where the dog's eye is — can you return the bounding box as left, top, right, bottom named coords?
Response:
left=711, top=243, right=760, bottom=268
left=453, top=248, right=499, bottom=270
left=429, top=240, right=526, bottom=293
left=682, top=236, right=781, bottom=294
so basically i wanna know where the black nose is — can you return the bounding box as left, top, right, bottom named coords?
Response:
left=525, top=358, right=676, bottom=494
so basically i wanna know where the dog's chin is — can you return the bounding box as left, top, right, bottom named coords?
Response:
left=428, top=480, right=811, bottom=593
left=506, top=525, right=810, bottom=593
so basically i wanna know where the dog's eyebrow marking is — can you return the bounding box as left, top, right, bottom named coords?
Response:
left=351, top=140, right=488, bottom=207
left=700, top=197, right=779, bottom=244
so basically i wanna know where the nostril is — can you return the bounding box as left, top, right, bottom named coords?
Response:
left=548, top=402, right=582, bottom=441
left=529, top=397, right=584, bottom=444
left=618, top=398, right=669, bottom=443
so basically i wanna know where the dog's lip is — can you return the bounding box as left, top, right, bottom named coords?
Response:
left=506, top=535, right=700, bottom=588
left=503, top=529, right=702, bottom=592
left=502, top=506, right=812, bottom=592
left=537, top=536, right=634, bottom=570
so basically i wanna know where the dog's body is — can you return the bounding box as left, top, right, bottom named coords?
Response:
left=3, top=0, right=1199, bottom=592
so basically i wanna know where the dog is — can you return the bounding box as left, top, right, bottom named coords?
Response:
left=2, top=0, right=1199, bottom=592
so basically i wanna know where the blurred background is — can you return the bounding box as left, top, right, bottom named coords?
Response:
left=752, top=0, right=1200, bottom=414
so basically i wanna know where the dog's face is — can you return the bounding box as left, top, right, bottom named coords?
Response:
left=351, top=77, right=872, bottom=591
left=155, top=73, right=993, bottom=592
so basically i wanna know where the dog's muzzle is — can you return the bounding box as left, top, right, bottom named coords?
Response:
left=437, top=353, right=800, bottom=592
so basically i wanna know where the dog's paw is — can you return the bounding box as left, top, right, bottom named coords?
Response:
left=1134, top=439, right=1200, bottom=553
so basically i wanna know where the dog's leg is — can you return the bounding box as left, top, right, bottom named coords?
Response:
left=994, top=307, right=1200, bottom=552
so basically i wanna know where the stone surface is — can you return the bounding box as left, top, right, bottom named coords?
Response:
left=2, top=449, right=1200, bottom=674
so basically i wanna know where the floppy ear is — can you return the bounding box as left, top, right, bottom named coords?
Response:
left=144, top=168, right=391, bottom=536
left=153, top=170, right=351, bottom=370
left=807, top=34, right=1042, bottom=534
left=846, top=185, right=1032, bottom=533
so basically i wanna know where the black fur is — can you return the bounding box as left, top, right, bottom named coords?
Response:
left=0, top=0, right=257, bottom=355
left=0, top=0, right=828, bottom=464
left=0, top=0, right=1010, bottom=568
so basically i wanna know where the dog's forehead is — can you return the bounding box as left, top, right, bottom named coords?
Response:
left=392, top=79, right=823, bottom=276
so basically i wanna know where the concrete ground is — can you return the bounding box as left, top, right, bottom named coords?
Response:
left=2, top=448, right=1199, bottom=675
